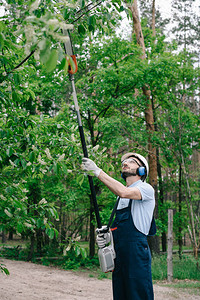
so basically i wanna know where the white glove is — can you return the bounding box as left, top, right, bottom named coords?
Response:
left=82, top=158, right=101, bottom=177
left=96, top=225, right=111, bottom=248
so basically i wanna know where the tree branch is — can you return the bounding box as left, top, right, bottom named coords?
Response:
left=12, top=49, right=36, bottom=71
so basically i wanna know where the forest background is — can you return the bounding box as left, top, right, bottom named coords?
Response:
left=0, top=0, right=199, bottom=280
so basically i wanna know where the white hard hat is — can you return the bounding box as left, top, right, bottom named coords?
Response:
left=121, top=152, right=149, bottom=179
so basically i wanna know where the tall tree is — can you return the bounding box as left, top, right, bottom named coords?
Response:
left=125, top=0, right=159, bottom=253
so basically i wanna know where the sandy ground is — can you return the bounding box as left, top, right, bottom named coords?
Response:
left=0, top=259, right=199, bottom=300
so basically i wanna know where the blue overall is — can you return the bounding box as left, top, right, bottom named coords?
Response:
left=111, top=200, right=154, bottom=300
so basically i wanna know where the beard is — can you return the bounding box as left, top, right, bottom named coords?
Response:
left=121, top=169, right=137, bottom=179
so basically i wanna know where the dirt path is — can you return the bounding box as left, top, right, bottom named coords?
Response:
left=0, top=259, right=199, bottom=300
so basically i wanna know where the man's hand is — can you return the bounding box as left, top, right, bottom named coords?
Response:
left=82, top=158, right=101, bottom=177
left=96, top=225, right=111, bottom=248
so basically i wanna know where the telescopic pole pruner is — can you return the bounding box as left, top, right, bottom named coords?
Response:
left=63, top=29, right=102, bottom=229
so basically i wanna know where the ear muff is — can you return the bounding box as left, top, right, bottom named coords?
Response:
left=136, top=166, right=146, bottom=176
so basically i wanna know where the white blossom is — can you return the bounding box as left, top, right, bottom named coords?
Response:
left=39, top=198, right=47, bottom=205
left=71, top=133, right=75, bottom=142
left=45, top=148, right=52, bottom=160
left=58, top=153, right=65, bottom=161
left=9, top=160, right=16, bottom=167
left=32, top=145, right=37, bottom=151
left=0, top=195, right=6, bottom=201
left=24, top=222, right=33, bottom=228
left=38, top=154, right=47, bottom=165
left=30, top=0, right=41, bottom=13
left=93, top=145, right=99, bottom=151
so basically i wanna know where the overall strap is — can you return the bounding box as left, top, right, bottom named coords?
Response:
left=128, top=198, right=133, bottom=208
left=107, top=196, right=120, bottom=229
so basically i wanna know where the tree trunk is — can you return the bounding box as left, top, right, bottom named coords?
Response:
left=28, top=234, right=35, bottom=261
left=2, top=230, right=6, bottom=243
left=36, top=228, right=43, bottom=256
left=8, top=231, right=13, bottom=240
left=157, top=146, right=167, bottom=252
left=167, top=209, right=173, bottom=282
left=151, top=0, right=156, bottom=37
left=89, top=196, right=95, bottom=257
left=128, top=0, right=146, bottom=59
left=178, top=163, right=183, bottom=259
left=181, top=154, right=198, bottom=259
left=127, top=0, right=159, bottom=254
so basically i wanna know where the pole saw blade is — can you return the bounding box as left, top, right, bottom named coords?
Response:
left=63, top=29, right=78, bottom=75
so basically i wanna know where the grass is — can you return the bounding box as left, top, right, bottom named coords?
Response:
left=151, top=253, right=200, bottom=281
left=156, top=280, right=200, bottom=296
left=0, top=236, right=28, bottom=249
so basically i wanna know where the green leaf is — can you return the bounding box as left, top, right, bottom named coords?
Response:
left=49, top=228, right=55, bottom=239
left=81, top=0, right=85, bottom=8
left=88, top=24, right=94, bottom=32
left=63, top=58, right=69, bottom=76
left=45, top=227, right=55, bottom=239
left=76, top=174, right=85, bottom=186
left=0, top=21, right=6, bottom=33
left=78, top=25, right=86, bottom=35
left=40, top=40, right=51, bottom=64
left=12, top=91, right=19, bottom=102
left=74, top=245, right=80, bottom=256
left=54, top=228, right=59, bottom=239
left=89, top=15, right=96, bottom=26
left=38, top=39, right=47, bottom=51
left=60, top=162, right=68, bottom=175
left=36, top=218, right=43, bottom=228
left=0, top=33, right=4, bottom=49
left=80, top=247, right=87, bottom=259
left=29, top=151, right=35, bottom=163
left=58, top=57, right=66, bottom=71
left=6, top=146, right=13, bottom=157
left=45, top=49, right=58, bottom=73
left=3, top=267, right=10, bottom=276
left=5, top=186, right=13, bottom=194
left=0, top=264, right=10, bottom=276
left=17, top=223, right=24, bottom=233
left=13, top=73, right=21, bottom=85
left=21, top=158, right=27, bottom=169
left=53, top=162, right=60, bottom=175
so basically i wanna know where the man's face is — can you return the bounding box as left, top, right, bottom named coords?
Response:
left=121, top=157, right=141, bottom=178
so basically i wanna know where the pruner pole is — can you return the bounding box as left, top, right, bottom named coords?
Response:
left=63, top=30, right=102, bottom=229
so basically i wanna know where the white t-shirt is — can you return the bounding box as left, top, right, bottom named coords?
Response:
left=117, top=180, right=155, bottom=235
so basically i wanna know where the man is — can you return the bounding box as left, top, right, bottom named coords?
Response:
left=82, top=152, right=155, bottom=300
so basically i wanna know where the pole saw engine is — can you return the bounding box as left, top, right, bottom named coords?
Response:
left=96, top=227, right=116, bottom=273
left=95, top=197, right=120, bottom=273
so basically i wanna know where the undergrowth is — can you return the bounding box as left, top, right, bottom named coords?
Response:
left=1, top=243, right=199, bottom=281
